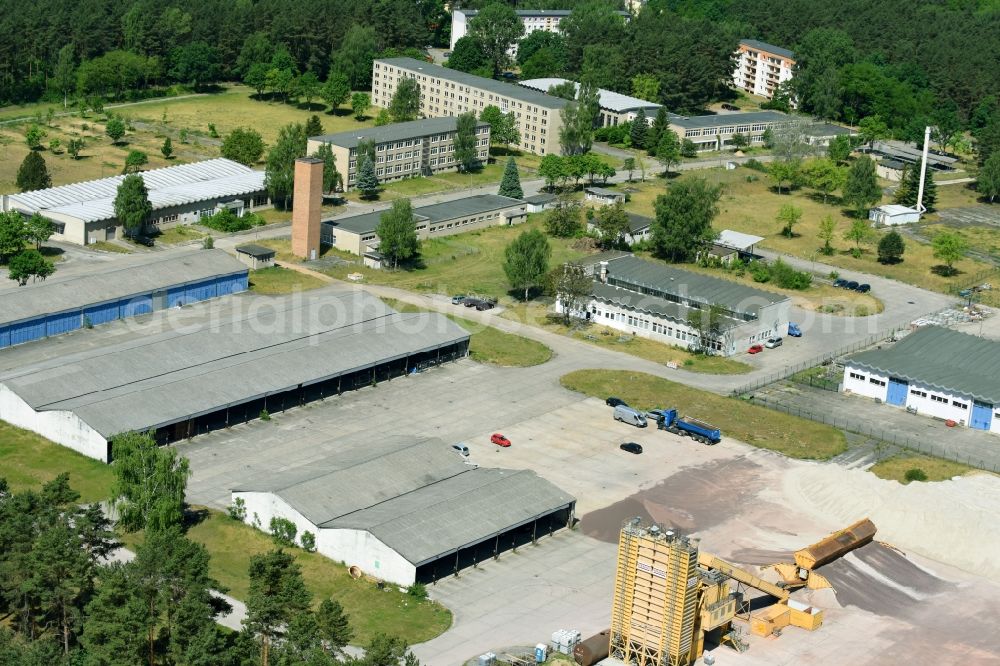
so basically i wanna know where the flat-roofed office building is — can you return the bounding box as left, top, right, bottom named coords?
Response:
left=372, top=57, right=566, bottom=156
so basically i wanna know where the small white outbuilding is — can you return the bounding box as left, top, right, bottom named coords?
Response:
left=869, top=204, right=920, bottom=226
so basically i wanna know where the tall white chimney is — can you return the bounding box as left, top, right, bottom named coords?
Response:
left=599, top=261, right=609, bottom=284
left=916, top=125, right=931, bottom=214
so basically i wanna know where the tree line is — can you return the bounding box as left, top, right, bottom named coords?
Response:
left=0, top=431, right=424, bottom=665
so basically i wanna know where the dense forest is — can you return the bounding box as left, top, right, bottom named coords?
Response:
left=1, top=0, right=998, bottom=151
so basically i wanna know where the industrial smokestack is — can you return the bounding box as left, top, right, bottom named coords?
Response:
left=291, top=157, right=323, bottom=261
left=599, top=261, right=609, bottom=284
left=916, top=126, right=930, bottom=214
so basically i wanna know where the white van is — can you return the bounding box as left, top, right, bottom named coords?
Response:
left=613, top=405, right=647, bottom=428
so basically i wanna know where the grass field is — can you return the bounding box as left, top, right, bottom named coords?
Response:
left=153, top=224, right=206, bottom=245
left=124, top=509, right=452, bottom=645
left=0, top=85, right=375, bottom=191
left=621, top=168, right=990, bottom=295
left=869, top=453, right=980, bottom=484
left=322, top=214, right=591, bottom=299
left=86, top=240, right=132, bottom=253
left=383, top=297, right=552, bottom=367
left=560, top=369, right=847, bottom=459
left=248, top=266, right=329, bottom=294
left=0, top=421, right=114, bottom=503
left=503, top=302, right=752, bottom=374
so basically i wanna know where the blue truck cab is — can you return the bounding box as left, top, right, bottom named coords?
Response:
left=648, top=408, right=721, bottom=445
left=788, top=322, right=802, bottom=337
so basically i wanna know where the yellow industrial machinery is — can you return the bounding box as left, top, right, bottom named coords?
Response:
left=773, top=518, right=877, bottom=590
left=609, top=520, right=824, bottom=666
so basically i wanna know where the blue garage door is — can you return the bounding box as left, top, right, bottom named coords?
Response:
left=9, top=319, right=47, bottom=346
left=886, top=378, right=908, bottom=406
left=120, top=294, right=153, bottom=317
left=46, top=311, right=82, bottom=336
left=85, top=301, right=121, bottom=326
left=167, top=286, right=188, bottom=308
left=971, top=401, right=994, bottom=431
left=185, top=279, right=218, bottom=303
left=0, top=326, right=10, bottom=349
left=216, top=272, right=249, bottom=296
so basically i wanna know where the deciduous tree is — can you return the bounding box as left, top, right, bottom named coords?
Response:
left=122, top=149, right=148, bottom=174
left=538, top=154, right=566, bottom=191
left=931, top=231, right=968, bottom=275
left=651, top=177, right=721, bottom=262
left=979, top=152, right=1000, bottom=202
left=7, top=249, right=54, bottom=285
left=776, top=204, right=802, bottom=238
left=113, top=174, right=152, bottom=238
left=544, top=195, right=581, bottom=237
left=296, top=71, right=321, bottom=108
left=878, top=230, right=905, bottom=264
left=25, top=124, right=46, bottom=149
left=803, top=158, right=845, bottom=203
left=16, top=151, right=51, bottom=192
left=827, top=135, right=852, bottom=164
left=109, top=431, right=190, bottom=533
left=655, top=129, right=681, bottom=175
left=447, top=36, right=490, bottom=76
left=311, top=143, right=340, bottom=194
left=504, top=228, right=551, bottom=300
left=351, top=92, right=371, bottom=121
left=818, top=215, right=837, bottom=255
left=264, top=123, right=307, bottom=209
left=330, top=24, right=377, bottom=90
left=0, top=211, right=28, bottom=261
left=221, top=127, right=266, bottom=166
left=321, top=73, right=351, bottom=113
left=843, top=218, right=875, bottom=258
left=105, top=116, right=126, bottom=144
left=25, top=213, right=54, bottom=249
left=480, top=105, right=520, bottom=150
left=453, top=111, right=480, bottom=172
left=594, top=202, right=631, bottom=249
left=389, top=78, right=421, bottom=123
left=468, top=3, right=524, bottom=78
left=376, top=199, right=418, bottom=269
left=551, top=262, right=593, bottom=324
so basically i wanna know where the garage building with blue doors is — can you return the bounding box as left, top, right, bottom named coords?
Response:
left=0, top=249, right=248, bottom=350
left=842, top=326, right=1000, bottom=436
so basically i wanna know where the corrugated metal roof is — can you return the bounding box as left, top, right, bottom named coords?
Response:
left=311, top=117, right=489, bottom=150
left=6, top=158, right=265, bottom=223
left=740, top=39, right=795, bottom=60
left=0, top=292, right=469, bottom=437
left=323, top=194, right=523, bottom=236
left=519, top=78, right=661, bottom=113
left=591, top=282, right=744, bottom=331
left=378, top=58, right=567, bottom=110
left=604, top=255, right=786, bottom=314
left=0, top=249, right=246, bottom=326
left=237, top=438, right=575, bottom=565
left=846, top=326, right=1000, bottom=405
left=717, top=230, right=764, bottom=250
left=668, top=110, right=791, bottom=130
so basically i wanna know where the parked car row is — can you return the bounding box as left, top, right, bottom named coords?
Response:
left=451, top=294, right=496, bottom=310
left=833, top=278, right=871, bottom=293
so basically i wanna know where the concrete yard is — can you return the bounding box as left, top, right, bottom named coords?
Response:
left=175, top=353, right=1000, bottom=666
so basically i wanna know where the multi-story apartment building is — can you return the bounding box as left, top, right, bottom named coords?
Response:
left=449, top=8, right=630, bottom=52
left=733, top=39, right=795, bottom=100
left=306, top=117, right=491, bottom=191
left=372, top=58, right=566, bottom=156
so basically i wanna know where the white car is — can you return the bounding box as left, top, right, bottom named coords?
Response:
left=764, top=337, right=783, bottom=348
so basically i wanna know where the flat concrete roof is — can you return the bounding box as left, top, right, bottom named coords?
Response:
left=377, top=58, right=567, bottom=110
left=311, top=117, right=489, bottom=150
left=0, top=249, right=247, bottom=327
left=236, top=438, right=575, bottom=566
left=669, top=110, right=791, bottom=130
left=235, top=244, right=276, bottom=259
left=0, top=292, right=469, bottom=437
left=739, top=39, right=795, bottom=60
left=323, top=194, right=523, bottom=236
left=847, top=326, right=1000, bottom=405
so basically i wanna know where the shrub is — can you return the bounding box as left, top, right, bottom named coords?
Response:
left=904, top=468, right=928, bottom=483
left=407, top=582, right=428, bottom=599
left=770, top=258, right=812, bottom=290
left=743, top=158, right=768, bottom=173
left=199, top=208, right=264, bottom=233
left=301, top=530, right=316, bottom=552
left=269, top=517, right=297, bottom=546
left=202, top=235, right=214, bottom=249
left=259, top=409, right=270, bottom=421
left=748, top=260, right=771, bottom=283
left=228, top=497, right=247, bottom=521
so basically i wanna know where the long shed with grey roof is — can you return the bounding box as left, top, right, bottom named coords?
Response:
left=233, top=438, right=575, bottom=586
left=0, top=249, right=247, bottom=350
left=1, top=158, right=269, bottom=245
left=560, top=254, right=790, bottom=356
left=842, top=326, right=1000, bottom=435
left=0, top=291, right=469, bottom=461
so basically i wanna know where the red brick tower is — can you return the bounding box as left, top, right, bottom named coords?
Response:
left=291, top=157, right=323, bottom=260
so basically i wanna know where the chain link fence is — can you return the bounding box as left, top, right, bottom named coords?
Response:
left=747, top=394, right=1000, bottom=473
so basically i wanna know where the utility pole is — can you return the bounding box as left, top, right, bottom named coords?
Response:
left=916, top=125, right=931, bottom=214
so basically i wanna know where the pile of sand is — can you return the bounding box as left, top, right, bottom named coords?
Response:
left=782, top=464, right=1000, bottom=581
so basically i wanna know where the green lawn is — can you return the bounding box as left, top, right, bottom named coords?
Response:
left=125, top=509, right=452, bottom=645
left=560, top=369, right=847, bottom=459
left=0, top=421, right=114, bottom=503
left=621, top=167, right=991, bottom=295
left=322, top=215, right=591, bottom=299
left=870, top=453, right=981, bottom=484
left=248, top=266, right=328, bottom=294
left=87, top=240, right=132, bottom=253
left=383, top=298, right=552, bottom=367
left=154, top=224, right=206, bottom=245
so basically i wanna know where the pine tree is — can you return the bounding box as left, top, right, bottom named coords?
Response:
left=498, top=157, right=523, bottom=199
left=355, top=157, right=379, bottom=200
left=16, top=151, right=51, bottom=192
left=244, top=550, right=312, bottom=666
left=315, top=598, right=352, bottom=652
left=304, top=114, right=324, bottom=137
left=161, top=137, right=173, bottom=159
left=630, top=108, right=647, bottom=149
left=895, top=163, right=937, bottom=212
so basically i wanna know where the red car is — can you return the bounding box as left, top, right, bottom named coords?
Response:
left=490, top=433, right=511, bottom=447
left=748, top=344, right=764, bottom=354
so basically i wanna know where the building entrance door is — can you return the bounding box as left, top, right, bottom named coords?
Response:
left=970, top=401, right=993, bottom=431
left=886, top=378, right=908, bottom=406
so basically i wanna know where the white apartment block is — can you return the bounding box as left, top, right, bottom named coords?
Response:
left=449, top=8, right=629, bottom=52
left=733, top=39, right=795, bottom=100
left=372, top=57, right=566, bottom=156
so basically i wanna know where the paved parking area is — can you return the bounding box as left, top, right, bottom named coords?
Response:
left=936, top=206, right=1000, bottom=228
